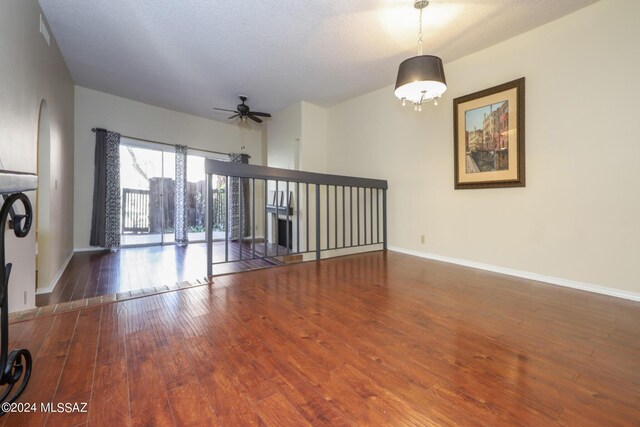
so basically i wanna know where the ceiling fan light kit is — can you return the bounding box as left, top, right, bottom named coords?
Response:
left=395, top=0, right=447, bottom=110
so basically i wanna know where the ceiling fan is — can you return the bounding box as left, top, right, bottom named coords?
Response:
left=213, top=95, right=271, bottom=123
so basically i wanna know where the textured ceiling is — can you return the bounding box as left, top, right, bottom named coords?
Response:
left=39, top=0, right=598, bottom=120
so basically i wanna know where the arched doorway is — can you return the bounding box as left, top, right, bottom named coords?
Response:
left=36, top=100, right=51, bottom=291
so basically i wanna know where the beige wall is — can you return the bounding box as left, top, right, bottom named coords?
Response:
left=0, top=0, right=75, bottom=310
left=326, top=0, right=640, bottom=294
left=74, top=86, right=266, bottom=249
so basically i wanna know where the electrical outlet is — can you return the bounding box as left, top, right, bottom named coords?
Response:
left=420, top=234, right=426, bottom=244
left=55, top=179, right=58, bottom=190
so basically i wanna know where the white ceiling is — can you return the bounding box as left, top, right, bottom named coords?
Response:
left=39, top=0, right=598, bottom=120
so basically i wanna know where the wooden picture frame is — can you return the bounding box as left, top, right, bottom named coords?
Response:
left=453, top=77, right=525, bottom=189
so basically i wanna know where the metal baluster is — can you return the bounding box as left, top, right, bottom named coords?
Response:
left=296, top=181, right=300, bottom=254
left=383, top=189, right=387, bottom=250
left=364, top=187, right=367, bottom=245
left=342, top=186, right=345, bottom=248
left=306, top=183, right=309, bottom=253
left=315, top=184, right=321, bottom=260
left=206, top=175, right=213, bottom=276
left=285, top=181, right=290, bottom=254
left=350, top=186, right=354, bottom=247
left=326, top=185, right=330, bottom=250
left=275, top=180, right=279, bottom=257
left=264, top=179, right=268, bottom=258
left=376, top=189, right=380, bottom=244
left=370, top=188, right=373, bottom=246
left=252, top=178, right=256, bottom=259
left=334, top=185, right=338, bottom=249
left=357, top=187, right=361, bottom=246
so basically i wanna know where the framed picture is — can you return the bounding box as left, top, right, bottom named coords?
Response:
left=279, top=191, right=294, bottom=208
left=453, top=77, right=525, bottom=189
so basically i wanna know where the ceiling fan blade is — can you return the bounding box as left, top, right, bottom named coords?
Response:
left=247, top=114, right=263, bottom=123
left=213, top=107, right=237, bottom=113
left=250, top=112, right=271, bottom=117
left=228, top=114, right=239, bottom=119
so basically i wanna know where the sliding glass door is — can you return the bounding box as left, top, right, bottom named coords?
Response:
left=120, top=144, right=164, bottom=246
left=185, top=153, right=227, bottom=242
left=120, top=139, right=226, bottom=246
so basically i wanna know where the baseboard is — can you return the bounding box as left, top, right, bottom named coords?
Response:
left=74, top=247, right=105, bottom=253
left=388, top=246, right=640, bottom=302
left=36, top=250, right=74, bottom=295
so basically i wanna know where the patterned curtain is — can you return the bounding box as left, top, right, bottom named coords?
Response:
left=228, top=153, right=250, bottom=241
left=174, top=145, right=188, bottom=246
left=90, top=129, right=120, bottom=250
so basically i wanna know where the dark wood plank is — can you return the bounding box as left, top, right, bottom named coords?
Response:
left=45, top=307, right=101, bottom=426
left=36, top=242, right=283, bottom=307
left=3, top=311, right=79, bottom=427
left=88, top=304, right=130, bottom=427
left=126, top=328, right=175, bottom=427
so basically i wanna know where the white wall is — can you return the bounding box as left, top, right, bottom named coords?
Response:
left=0, top=0, right=75, bottom=310
left=74, top=86, right=265, bottom=249
left=266, top=101, right=328, bottom=172
left=266, top=102, right=329, bottom=251
left=326, top=0, right=640, bottom=294
left=300, top=102, right=328, bottom=174
left=267, top=102, right=301, bottom=170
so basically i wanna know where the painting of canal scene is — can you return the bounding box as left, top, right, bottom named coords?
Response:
left=453, top=78, right=525, bottom=189
left=465, top=101, right=509, bottom=173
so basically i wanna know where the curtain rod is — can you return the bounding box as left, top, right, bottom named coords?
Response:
left=91, top=128, right=232, bottom=157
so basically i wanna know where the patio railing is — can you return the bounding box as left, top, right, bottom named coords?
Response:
left=122, top=186, right=226, bottom=235
left=122, top=188, right=150, bottom=233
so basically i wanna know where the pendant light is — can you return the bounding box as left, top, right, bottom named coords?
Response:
left=394, top=0, right=447, bottom=110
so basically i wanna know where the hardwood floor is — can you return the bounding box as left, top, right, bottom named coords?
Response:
left=11, top=251, right=640, bottom=426
left=36, top=242, right=284, bottom=307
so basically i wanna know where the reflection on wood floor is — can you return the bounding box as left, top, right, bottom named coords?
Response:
left=36, top=241, right=288, bottom=307
left=10, top=251, right=640, bottom=426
